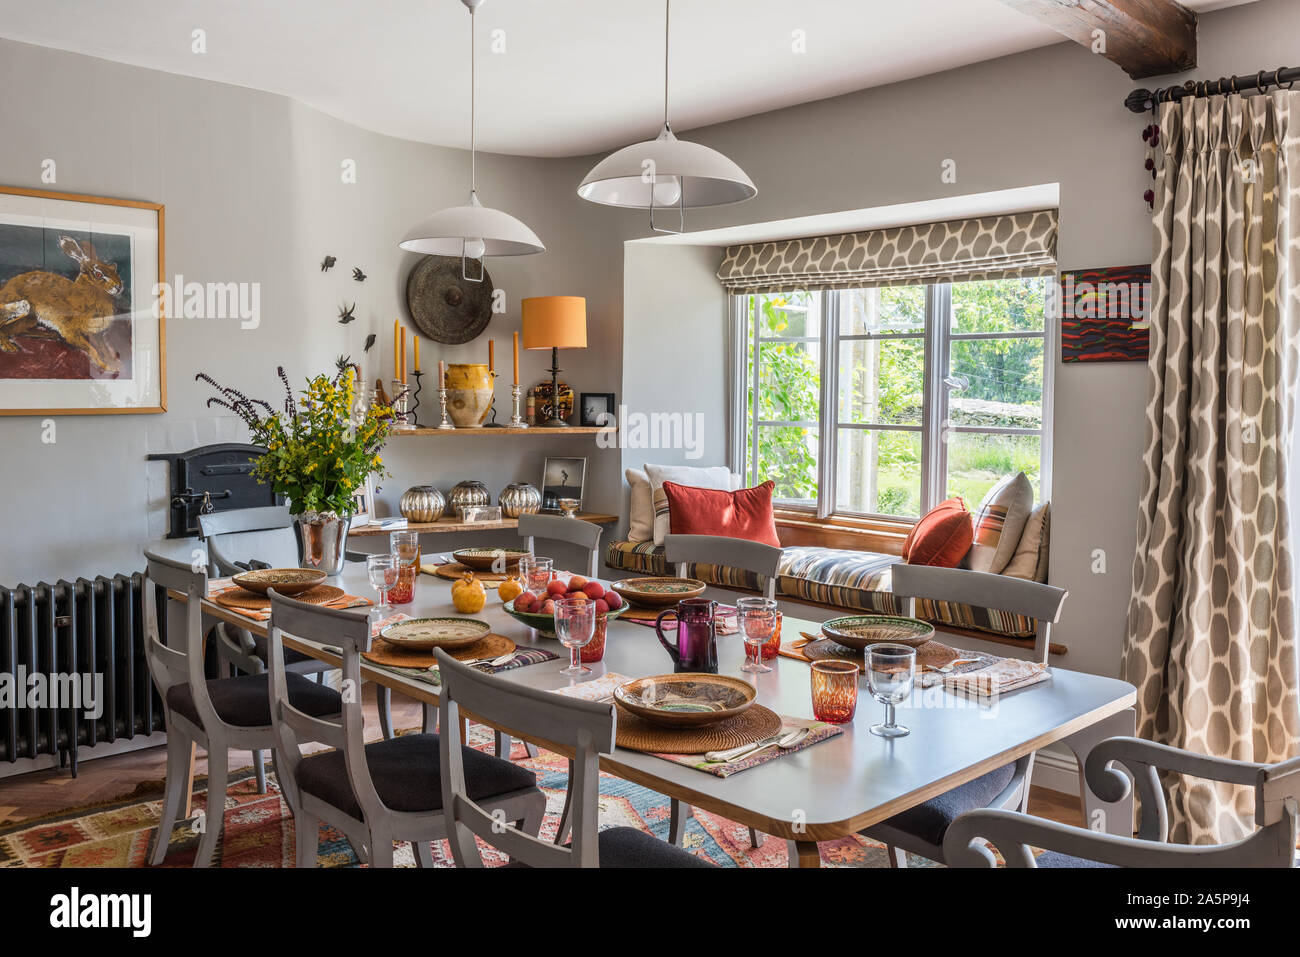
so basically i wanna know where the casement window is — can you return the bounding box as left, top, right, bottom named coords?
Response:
left=732, top=276, right=1052, bottom=520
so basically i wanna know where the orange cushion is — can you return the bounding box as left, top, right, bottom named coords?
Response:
left=904, top=497, right=973, bottom=567
left=661, top=480, right=781, bottom=548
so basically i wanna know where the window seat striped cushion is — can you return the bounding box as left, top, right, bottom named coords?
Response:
left=602, top=540, right=1036, bottom=638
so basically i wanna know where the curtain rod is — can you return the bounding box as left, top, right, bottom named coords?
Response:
left=1125, top=65, right=1298, bottom=113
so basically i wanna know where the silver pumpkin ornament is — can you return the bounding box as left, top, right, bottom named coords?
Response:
left=399, top=485, right=446, bottom=523
left=498, top=482, right=542, bottom=519
left=448, top=480, right=490, bottom=511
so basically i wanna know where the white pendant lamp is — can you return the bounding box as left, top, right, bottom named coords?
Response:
left=400, top=0, right=543, bottom=279
left=578, top=0, right=756, bottom=231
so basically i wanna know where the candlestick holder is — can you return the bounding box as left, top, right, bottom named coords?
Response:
left=482, top=371, right=505, bottom=427
left=436, top=387, right=456, bottom=430
left=408, top=370, right=424, bottom=428
left=509, top=384, right=527, bottom=428
left=390, top=378, right=414, bottom=431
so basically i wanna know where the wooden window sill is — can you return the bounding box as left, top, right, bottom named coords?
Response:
left=773, top=510, right=913, bottom=555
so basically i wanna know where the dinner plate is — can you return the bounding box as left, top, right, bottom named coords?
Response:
left=451, top=546, right=530, bottom=571
left=613, top=673, right=756, bottom=728
left=379, top=617, right=491, bottom=651
left=610, top=577, right=707, bottom=608
left=230, top=568, right=328, bottom=596
left=820, top=614, right=935, bottom=651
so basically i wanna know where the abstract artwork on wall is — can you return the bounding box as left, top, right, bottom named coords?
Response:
left=1059, top=264, right=1150, bottom=362
left=0, top=186, right=165, bottom=414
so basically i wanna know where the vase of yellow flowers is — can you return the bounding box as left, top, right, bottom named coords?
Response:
left=199, top=365, right=392, bottom=576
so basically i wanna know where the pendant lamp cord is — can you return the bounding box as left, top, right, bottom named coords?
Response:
left=663, top=0, right=671, bottom=128
left=470, top=4, right=477, bottom=195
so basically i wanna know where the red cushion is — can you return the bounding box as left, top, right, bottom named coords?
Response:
left=662, top=480, right=781, bottom=548
left=904, top=497, right=973, bottom=567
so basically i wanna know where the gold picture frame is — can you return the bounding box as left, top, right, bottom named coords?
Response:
left=0, top=185, right=166, bottom=415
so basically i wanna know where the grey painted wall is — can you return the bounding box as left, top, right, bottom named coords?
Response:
left=0, top=36, right=624, bottom=583
left=611, top=0, right=1300, bottom=680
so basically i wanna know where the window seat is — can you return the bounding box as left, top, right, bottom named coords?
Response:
left=603, top=540, right=1061, bottom=653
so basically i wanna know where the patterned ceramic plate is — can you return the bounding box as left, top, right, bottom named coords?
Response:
left=380, top=617, right=491, bottom=650
left=611, top=577, right=708, bottom=608
left=614, top=674, right=756, bottom=728
left=231, top=568, right=328, bottom=596
left=821, top=614, right=935, bottom=651
left=452, top=546, right=531, bottom=571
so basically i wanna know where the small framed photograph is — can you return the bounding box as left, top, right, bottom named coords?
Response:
left=541, top=456, right=586, bottom=511
left=579, top=392, right=615, bottom=427
left=348, top=474, right=376, bottom=527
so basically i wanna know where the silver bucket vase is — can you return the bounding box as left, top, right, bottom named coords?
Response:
left=295, top=511, right=351, bottom=577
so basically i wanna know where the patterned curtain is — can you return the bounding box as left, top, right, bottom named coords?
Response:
left=1124, top=92, right=1300, bottom=843
left=715, top=211, right=1057, bottom=293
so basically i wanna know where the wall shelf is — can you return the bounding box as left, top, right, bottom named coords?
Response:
left=392, top=426, right=615, bottom=437
left=350, top=512, right=618, bottom=537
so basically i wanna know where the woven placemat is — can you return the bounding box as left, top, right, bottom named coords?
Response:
left=362, top=632, right=516, bottom=668
left=614, top=702, right=782, bottom=755
left=212, top=584, right=345, bottom=611
left=803, top=637, right=959, bottom=671
left=426, top=562, right=511, bottom=584
left=618, top=606, right=669, bottom=623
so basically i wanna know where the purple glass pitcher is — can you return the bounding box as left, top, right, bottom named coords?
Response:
left=654, top=598, right=719, bottom=673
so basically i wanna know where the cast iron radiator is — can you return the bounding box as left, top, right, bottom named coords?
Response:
left=0, top=574, right=166, bottom=775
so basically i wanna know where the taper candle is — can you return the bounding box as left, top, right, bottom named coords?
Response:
left=400, top=327, right=407, bottom=383
left=438, top=360, right=445, bottom=389
left=512, top=332, right=519, bottom=385
left=413, top=336, right=420, bottom=373
left=393, top=318, right=399, bottom=381
left=488, top=339, right=495, bottom=374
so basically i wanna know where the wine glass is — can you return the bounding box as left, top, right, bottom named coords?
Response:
left=366, top=553, right=398, bottom=620
left=866, top=643, right=916, bottom=738
left=554, top=597, right=596, bottom=677
left=736, top=596, right=777, bottom=674
left=519, top=556, right=553, bottom=598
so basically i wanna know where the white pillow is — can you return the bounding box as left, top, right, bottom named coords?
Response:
left=1003, top=502, right=1050, bottom=581
left=644, top=463, right=735, bottom=546
left=965, top=472, right=1034, bottom=574
left=626, top=468, right=654, bottom=542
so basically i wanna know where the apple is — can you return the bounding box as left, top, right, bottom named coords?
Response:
left=604, top=591, right=624, bottom=610
left=594, top=598, right=610, bottom=614
left=514, top=592, right=537, bottom=612
left=582, top=581, right=606, bottom=601
left=546, top=579, right=568, bottom=597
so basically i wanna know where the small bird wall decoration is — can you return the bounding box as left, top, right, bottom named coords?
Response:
left=352, top=267, right=367, bottom=282
left=363, top=333, right=377, bottom=352
left=320, top=255, right=337, bottom=272
left=338, top=302, right=357, bottom=324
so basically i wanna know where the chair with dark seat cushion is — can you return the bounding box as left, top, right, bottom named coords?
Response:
left=295, top=732, right=537, bottom=820
left=436, top=648, right=714, bottom=868
left=860, top=563, right=1068, bottom=867
left=143, top=550, right=342, bottom=868
left=944, top=736, right=1300, bottom=868
left=267, top=590, right=546, bottom=868
left=165, top=671, right=342, bottom=729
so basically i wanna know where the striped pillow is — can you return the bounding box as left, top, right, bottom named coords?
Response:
left=965, top=472, right=1033, bottom=574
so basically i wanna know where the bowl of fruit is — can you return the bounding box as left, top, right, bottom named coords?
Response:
left=504, top=575, right=626, bottom=638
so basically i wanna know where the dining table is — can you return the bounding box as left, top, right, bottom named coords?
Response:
left=156, top=541, right=1138, bottom=868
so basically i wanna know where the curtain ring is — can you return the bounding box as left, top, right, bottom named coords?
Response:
left=1281, top=68, right=1295, bottom=91
left=1229, top=75, right=1239, bottom=94
left=1256, top=70, right=1268, bottom=93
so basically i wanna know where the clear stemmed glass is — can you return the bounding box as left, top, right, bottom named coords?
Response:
left=736, top=596, right=777, bottom=674
left=866, top=643, right=917, bottom=738
left=388, top=530, right=420, bottom=605
left=366, top=553, right=398, bottom=621
left=519, top=556, right=553, bottom=599
left=554, top=597, right=596, bottom=677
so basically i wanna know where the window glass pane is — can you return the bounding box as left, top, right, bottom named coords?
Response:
left=836, top=429, right=922, bottom=517
left=758, top=426, right=819, bottom=505
left=949, top=277, right=1045, bottom=334
left=756, top=291, right=820, bottom=338
left=841, top=286, right=925, bottom=335
left=757, top=338, right=821, bottom=421
left=948, top=338, right=1042, bottom=428
left=946, top=432, right=1041, bottom=504
left=838, top=336, right=924, bottom=426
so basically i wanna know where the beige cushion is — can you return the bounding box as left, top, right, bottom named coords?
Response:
left=644, top=463, right=734, bottom=546
left=965, top=472, right=1033, bottom=574
left=1002, top=502, right=1050, bottom=582
left=626, top=468, right=654, bottom=543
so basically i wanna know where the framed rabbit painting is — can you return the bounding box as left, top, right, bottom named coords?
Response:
left=0, top=186, right=166, bottom=415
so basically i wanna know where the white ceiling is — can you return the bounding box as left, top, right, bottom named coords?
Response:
left=0, top=0, right=1255, bottom=158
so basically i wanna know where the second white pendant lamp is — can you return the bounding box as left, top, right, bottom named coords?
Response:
left=400, top=0, right=543, bottom=279
left=578, top=0, right=756, bottom=231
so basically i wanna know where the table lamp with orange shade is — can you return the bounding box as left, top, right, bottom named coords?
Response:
left=522, top=296, right=587, bottom=428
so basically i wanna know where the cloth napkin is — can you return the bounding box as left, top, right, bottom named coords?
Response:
left=367, top=646, right=560, bottom=686
left=943, top=658, right=1051, bottom=697
left=652, top=715, right=844, bottom=778
left=622, top=605, right=739, bottom=635
left=548, top=672, right=631, bottom=702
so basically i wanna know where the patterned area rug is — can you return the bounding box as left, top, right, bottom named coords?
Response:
left=0, top=730, right=928, bottom=868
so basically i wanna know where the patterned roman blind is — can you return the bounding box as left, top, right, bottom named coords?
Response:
left=716, top=209, right=1058, bottom=293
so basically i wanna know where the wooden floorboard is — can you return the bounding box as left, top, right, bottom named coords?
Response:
left=1, top=683, right=1084, bottom=832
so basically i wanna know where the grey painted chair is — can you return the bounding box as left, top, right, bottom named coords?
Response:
left=518, top=513, right=603, bottom=578
left=268, top=590, right=545, bottom=867
left=142, top=550, right=342, bottom=867
left=663, top=533, right=782, bottom=849
left=860, top=563, right=1069, bottom=867
left=435, top=649, right=712, bottom=868
left=944, top=737, right=1300, bottom=867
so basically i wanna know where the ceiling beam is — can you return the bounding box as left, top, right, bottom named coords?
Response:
left=997, top=0, right=1197, bottom=79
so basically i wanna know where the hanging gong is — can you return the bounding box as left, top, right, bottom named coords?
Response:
left=404, top=255, right=494, bottom=344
